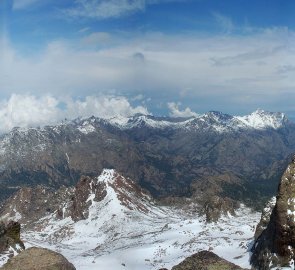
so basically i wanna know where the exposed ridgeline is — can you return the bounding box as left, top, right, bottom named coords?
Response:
left=251, top=155, right=295, bottom=269
left=0, top=110, right=293, bottom=208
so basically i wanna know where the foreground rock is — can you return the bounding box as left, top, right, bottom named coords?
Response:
left=171, top=251, right=244, bottom=270
left=251, top=156, right=295, bottom=269
left=0, top=221, right=24, bottom=255
left=1, top=247, right=76, bottom=270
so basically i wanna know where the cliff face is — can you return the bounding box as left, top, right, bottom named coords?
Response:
left=251, top=156, right=295, bottom=269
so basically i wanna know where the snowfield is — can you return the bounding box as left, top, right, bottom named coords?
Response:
left=0, top=169, right=261, bottom=269
left=23, top=207, right=260, bottom=270
left=23, top=205, right=260, bottom=269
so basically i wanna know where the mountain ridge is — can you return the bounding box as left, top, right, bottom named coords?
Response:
left=0, top=109, right=293, bottom=209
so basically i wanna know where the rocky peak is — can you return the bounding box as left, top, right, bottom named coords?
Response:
left=0, top=169, right=154, bottom=228
left=67, top=169, right=153, bottom=221
left=251, top=155, right=295, bottom=269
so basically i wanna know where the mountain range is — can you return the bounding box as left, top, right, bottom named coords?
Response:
left=0, top=109, right=293, bottom=210
left=0, top=109, right=294, bottom=269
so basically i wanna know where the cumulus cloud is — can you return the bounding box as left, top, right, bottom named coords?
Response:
left=0, top=94, right=148, bottom=133
left=167, top=102, right=198, bottom=118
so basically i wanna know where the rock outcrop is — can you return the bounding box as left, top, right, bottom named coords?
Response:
left=251, top=156, right=295, bottom=269
left=201, top=195, right=237, bottom=222
left=0, top=221, right=24, bottom=254
left=0, top=169, right=153, bottom=230
left=1, top=247, right=76, bottom=270
left=171, top=251, right=244, bottom=270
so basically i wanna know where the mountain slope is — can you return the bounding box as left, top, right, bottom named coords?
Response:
left=0, top=170, right=260, bottom=270
left=0, top=110, right=293, bottom=207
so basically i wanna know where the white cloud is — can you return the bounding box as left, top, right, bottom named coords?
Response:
left=64, top=95, right=148, bottom=120
left=65, top=0, right=184, bottom=19
left=1, top=28, right=295, bottom=114
left=66, top=0, right=146, bottom=19
left=81, top=32, right=111, bottom=45
left=167, top=102, right=198, bottom=117
left=0, top=94, right=148, bottom=133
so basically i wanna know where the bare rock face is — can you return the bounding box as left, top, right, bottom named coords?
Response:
left=0, top=169, right=152, bottom=230
left=69, top=176, right=106, bottom=221
left=0, top=221, right=24, bottom=254
left=201, top=195, right=237, bottom=222
left=0, top=185, right=73, bottom=227
left=251, top=156, right=295, bottom=269
left=171, top=251, right=244, bottom=270
left=1, top=247, right=76, bottom=270
left=253, top=196, right=276, bottom=240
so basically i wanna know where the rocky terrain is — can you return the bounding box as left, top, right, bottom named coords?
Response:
left=1, top=247, right=76, bottom=270
left=0, top=110, right=293, bottom=209
left=170, top=251, right=245, bottom=270
left=0, top=109, right=293, bottom=269
left=0, top=169, right=260, bottom=270
left=251, top=156, right=295, bottom=269
left=0, top=221, right=24, bottom=266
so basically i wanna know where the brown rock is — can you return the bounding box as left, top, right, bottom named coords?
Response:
left=171, top=251, right=244, bottom=270
left=1, top=247, right=76, bottom=270
left=0, top=221, right=24, bottom=254
left=251, top=157, right=295, bottom=269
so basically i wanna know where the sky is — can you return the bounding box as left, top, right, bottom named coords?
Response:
left=0, top=0, right=295, bottom=131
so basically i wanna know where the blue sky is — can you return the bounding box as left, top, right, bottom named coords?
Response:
left=0, top=0, right=295, bottom=130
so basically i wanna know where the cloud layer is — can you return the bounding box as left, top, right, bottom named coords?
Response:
left=0, top=27, right=295, bottom=116
left=0, top=94, right=148, bottom=133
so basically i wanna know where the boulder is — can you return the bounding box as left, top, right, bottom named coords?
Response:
left=1, top=247, right=76, bottom=270
left=171, top=250, right=244, bottom=270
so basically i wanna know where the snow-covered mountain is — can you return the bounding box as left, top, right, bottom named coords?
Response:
left=0, top=169, right=260, bottom=270
left=108, top=109, right=287, bottom=132
left=0, top=108, right=292, bottom=209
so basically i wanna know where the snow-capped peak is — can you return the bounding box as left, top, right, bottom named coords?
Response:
left=105, top=109, right=288, bottom=132
left=94, top=169, right=152, bottom=214
left=235, top=109, right=286, bottom=129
